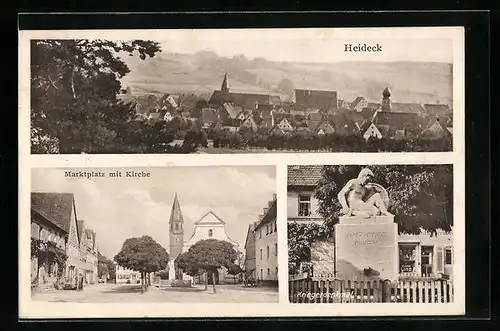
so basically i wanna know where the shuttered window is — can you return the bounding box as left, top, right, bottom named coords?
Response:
left=436, top=247, right=444, bottom=273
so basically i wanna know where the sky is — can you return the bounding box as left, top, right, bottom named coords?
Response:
left=31, top=166, right=276, bottom=259
left=152, top=29, right=454, bottom=63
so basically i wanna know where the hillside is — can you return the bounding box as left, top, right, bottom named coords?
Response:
left=120, top=50, right=453, bottom=106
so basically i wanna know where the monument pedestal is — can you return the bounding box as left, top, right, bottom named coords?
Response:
left=335, top=215, right=398, bottom=281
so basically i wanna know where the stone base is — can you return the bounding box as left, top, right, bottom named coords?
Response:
left=335, top=216, right=398, bottom=281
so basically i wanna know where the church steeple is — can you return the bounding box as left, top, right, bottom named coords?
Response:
left=381, top=86, right=392, bottom=112
left=221, top=73, right=229, bottom=93
left=169, top=193, right=184, bottom=261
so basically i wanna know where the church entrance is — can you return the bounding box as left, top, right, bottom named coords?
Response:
left=208, top=270, right=220, bottom=285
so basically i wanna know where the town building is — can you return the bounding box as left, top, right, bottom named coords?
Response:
left=209, top=73, right=282, bottom=109
left=350, top=96, right=368, bottom=112
left=295, top=88, right=338, bottom=112
left=287, top=166, right=454, bottom=280
left=115, top=264, right=141, bottom=284
left=31, top=193, right=98, bottom=288
left=244, top=224, right=256, bottom=279
left=254, top=194, right=278, bottom=285
left=168, top=193, right=241, bottom=284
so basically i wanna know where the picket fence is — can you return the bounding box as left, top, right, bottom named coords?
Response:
left=289, top=277, right=453, bottom=303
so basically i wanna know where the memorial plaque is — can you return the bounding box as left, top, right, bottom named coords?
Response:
left=335, top=216, right=398, bottom=281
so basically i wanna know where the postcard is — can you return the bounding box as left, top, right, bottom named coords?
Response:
left=19, top=26, right=465, bottom=318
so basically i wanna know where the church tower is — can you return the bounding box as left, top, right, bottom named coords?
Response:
left=221, top=73, right=229, bottom=93
left=381, top=86, right=392, bottom=112
left=169, top=193, right=184, bottom=262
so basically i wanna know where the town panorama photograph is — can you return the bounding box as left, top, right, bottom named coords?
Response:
left=30, top=29, right=455, bottom=154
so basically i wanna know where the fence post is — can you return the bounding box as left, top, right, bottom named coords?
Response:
left=382, top=279, right=392, bottom=302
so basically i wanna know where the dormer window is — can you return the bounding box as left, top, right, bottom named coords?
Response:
left=208, top=229, right=213, bottom=237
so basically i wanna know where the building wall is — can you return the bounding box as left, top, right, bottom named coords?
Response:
left=287, top=190, right=321, bottom=219
left=244, top=231, right=256, bottom=278
left=115, top=265, right=142, bottom=284
left=255, top=220, right=278, bottom=281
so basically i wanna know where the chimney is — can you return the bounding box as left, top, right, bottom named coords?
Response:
left=263, top=207, right=269, bottom=215
left=258, top=215, right=264, bottom=221
left=268, top=201, right=273, bottom=208
left=273, top=193, right=277, bottom=201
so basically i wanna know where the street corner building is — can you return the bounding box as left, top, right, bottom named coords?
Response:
left=30, top=193, right=99, bottom=291
left=244, top=193, right=278, bottom=286
left=287, top=165, right=454, bottom=304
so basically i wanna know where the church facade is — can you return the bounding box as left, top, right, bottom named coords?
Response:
left=168, top=193, right=241, bottom=284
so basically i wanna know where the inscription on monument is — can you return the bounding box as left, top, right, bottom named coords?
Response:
left=345, top=231, right=389, bottom=245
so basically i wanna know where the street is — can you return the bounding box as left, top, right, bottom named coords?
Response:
left=31, top=283, right=279, bottom=303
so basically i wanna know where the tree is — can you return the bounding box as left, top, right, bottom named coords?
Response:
left=315, top=165, right=453, bottom=234
left=175, top=252, right=206, bottom=288
left=277, top=78, right=295, bottom=100
left=114, top=236, right=169, bottom=293
left=226, top=263, right=243, bottom=284
left=31, top=39, right=161, bottom=154
left=177, top=239, right=238, bottom=293
left=97, top=252, right=116, bottom=282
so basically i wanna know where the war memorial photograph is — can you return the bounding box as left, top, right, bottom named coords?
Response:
left=287, top=165, right=455, bottom=304
left=28, top=166, right=278, bottom=303
left=28, top=28, right=455, bottom=154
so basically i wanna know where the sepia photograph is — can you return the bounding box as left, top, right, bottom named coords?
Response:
left=26, top=28, right=459, bottom=154
left=287, top=165, right=455, bottom=304
left=29, top=166, right=278, bottom=303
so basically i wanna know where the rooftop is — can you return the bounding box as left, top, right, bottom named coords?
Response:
left=287, top=165, right=324, bottom=187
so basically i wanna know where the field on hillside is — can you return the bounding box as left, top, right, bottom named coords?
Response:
left=120, top=51, right=453, bottom=105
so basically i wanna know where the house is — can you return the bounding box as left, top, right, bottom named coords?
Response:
left=116, top=264, right=141, bottom=284
left=290, top=110, right=306, bottom=122
left=295, top=88, right=338, bottom=112
left=287, top=165, right=324, bottom=224
left=254, top=194, right=278, bottom=284
left=244, top=224, right=256, bottom=280
left=369, top=111, right=430, bottom=139
left=148, top=111, right=164, bottom=122
left=31, top=193, right=98, bottom=288
left=327, top=109, right=375, bottom=136
left=209, top=73, right=281, bottom=108
left=163, top=111, right=174, bottom=122
left=350, top=97, right=368, bottom=112
left=239, top=114, right=259, bottom=132
left=314, top=120, right=335, bottom=135
left=362, top=122, right=383, bottom=140
left=219, top=102, right=241, bottom=124
left=274, top=117, right=294, bottom=133
left=423, top=104, right=452, bottom=118
left=338, top=99, right=350, bottom=109
left=308, top=112, right=323, bottom=122
left=222, top=126, right=240, bottom=134
left=158, top=93, right=179, bottom=110
left=421, top=119, right=452, bottom=139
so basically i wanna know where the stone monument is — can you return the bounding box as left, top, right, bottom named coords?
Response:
left=334, top=168, right=398, bottom=281
left=168, top=260, right=176, bottom=281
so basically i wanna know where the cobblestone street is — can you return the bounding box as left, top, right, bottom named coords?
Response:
left=32, top=283, right=279, bottom=303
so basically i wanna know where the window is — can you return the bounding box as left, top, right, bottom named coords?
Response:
left=175, top=223, right=179, bottom=231
left=260, top=249, right=262, bottom=260
left=269, top=224, right=272, bottom=234
left=275, top=267, right=278, bottom=275
left=445, top=247, right=453, bottom=265
left=259, top=229, right=262, bottom=239
left=275, top=243, right=278, bottom=256
left=260, top=269, right=263, bottom=280
left=267, top=246, right=269, bottom=260
left=266, top=225, right=268, bottom=235
left=298, top=195, right=311, bottom=216
left=170, top=224, right=172, bottom=231
left=208, top=229, right=213, bottom=237
left=421, top=246, right=434, bottom=276
left=267, top=268, right=270, bottom=276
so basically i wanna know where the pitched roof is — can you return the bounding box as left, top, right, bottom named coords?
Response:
left=350, top=96, right=365, bottom=109
left=169, top=193, right=184, bottom=224
left=31, top=192, right=75, bottom=234
left=307, top=119, right=321, bottom=131
left=77, top=220, right=85, bottom=242
left=222, top=102, right=240, bottom=119
left=423, top=104, right=452, bottom=116
left=195, top=210, right=226, bottom=225
left=373, top=111, right=429, bottom=131
left=209, top=90, right=236, bottom=105
left=390, top=102, right=425, bottom=114
left=244, top=224, right=255, bottom=249
left=255, top=198, right=277, bottom=230
left=309, top=112, right=323, bottom=121
left=287, top=165, right=324, bottom=186
left=315, top=120, right=335, bottom=134
left=201, top=107, right=219, bottom=123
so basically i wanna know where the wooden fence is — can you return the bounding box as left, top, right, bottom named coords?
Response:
left=289, top=278, right=454, bottom=303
